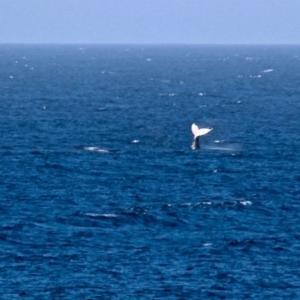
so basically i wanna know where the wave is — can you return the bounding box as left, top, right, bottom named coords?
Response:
left=84, top=147, right=110, bottom=153
left=85, top=213, right=117, bottom=218
left=203, top=145, right=241, bottom=151
left=262, top=69, right=274, bottom=73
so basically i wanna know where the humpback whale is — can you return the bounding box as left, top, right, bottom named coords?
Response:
left=191, top=123, right=213, bottom=149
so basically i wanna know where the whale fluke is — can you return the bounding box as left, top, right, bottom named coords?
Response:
left=191, top=123, right=213, bottom=149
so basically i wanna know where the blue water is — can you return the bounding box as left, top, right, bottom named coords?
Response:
left=1, top=45, right=300, bottom=299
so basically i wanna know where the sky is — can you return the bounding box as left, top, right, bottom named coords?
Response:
left=0, top=0, right=300, bottom=44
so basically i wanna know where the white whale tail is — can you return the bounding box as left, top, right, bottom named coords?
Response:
left=191, top=123, right=213, bottom=149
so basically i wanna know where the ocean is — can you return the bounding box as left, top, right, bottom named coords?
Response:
left=1, top=44, right=300, bottom=299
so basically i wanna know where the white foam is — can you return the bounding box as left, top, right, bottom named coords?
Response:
left=201, top=144, right=241, bottom=152
left=101, top=214, right=117, bottom=218
left=204, top=145, right=239, bottom=151
left=263, top=69, right=273, bottom=73
left=240, top=201, right=252, bottom=206
left=131, top=140, right=140, bottom=143
left=85, top=213, right=99, bottom=217
left=181, top=203, right=192, bottom=206
left=203, top=243, right=212, bottom=247
left=86, top=213, right=117, bottom=218
left=84, top=147, right=109, bottom=153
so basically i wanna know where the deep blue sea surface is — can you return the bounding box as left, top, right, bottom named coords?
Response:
left=1, top=45, right=300, bottom=299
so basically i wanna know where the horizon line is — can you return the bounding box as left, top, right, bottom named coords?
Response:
left=0, top=42, right=300, bottom=46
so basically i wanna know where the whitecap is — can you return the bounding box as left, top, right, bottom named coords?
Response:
left=180, top=203, right=192, bottom=206
left=262, top=69, right=273, bottom=73
left=84, top=147, right=109, bottom=153
left=101, top=214, right=117, bottom=218
left=131, top=140, right=140, bottom=143
left=85, top=213, right=99, bottom=217
left=97, top=149, right=110, bottom=153
left=203, top=243, right=212, bottom=247
left=86, top=213, right=117, bottom=218
left=240, top=201, right=252, bottom=206
left=204, top=145, right=239, bottom=151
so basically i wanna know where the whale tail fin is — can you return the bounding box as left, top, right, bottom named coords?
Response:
left=191, top=123, right=213, bottom=149
left=191, top=123, right=213, bottom=138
